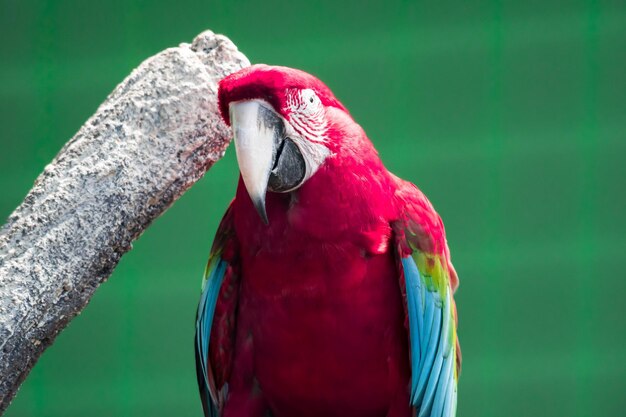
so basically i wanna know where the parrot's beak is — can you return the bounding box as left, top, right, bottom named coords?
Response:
left=230, top=100, right=279, bottom=225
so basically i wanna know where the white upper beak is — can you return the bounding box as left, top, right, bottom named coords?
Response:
left=230, top=100, right=282, bottom=224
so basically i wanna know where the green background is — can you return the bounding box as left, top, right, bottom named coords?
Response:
left=1, top=0, right=625, bottom=416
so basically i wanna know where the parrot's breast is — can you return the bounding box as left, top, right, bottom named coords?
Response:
left=233, top=234, right=410, bottom=417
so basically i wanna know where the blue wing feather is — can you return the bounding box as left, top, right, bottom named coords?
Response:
left=431, top=349, right=454, bottom=417
left=415, top=306, right=441, bottom=406
left=402, top=254, right=458, bottom=417
left=195, top=257, right=228, bottom=417
left=402, top=257, right=422, bottom=397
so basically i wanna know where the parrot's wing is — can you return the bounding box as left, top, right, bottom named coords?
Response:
left=391, top=178, right=461, bottom=417
left=195, top=204, right=240, bottom=417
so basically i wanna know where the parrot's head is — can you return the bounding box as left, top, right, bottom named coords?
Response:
left=218, top=64, right=349, bottom=224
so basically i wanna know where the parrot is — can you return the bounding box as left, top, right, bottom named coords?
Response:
left=195, top=64, right=461, bottom=417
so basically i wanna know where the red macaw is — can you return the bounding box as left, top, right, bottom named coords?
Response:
left=195, top=65, right=461, bottom=417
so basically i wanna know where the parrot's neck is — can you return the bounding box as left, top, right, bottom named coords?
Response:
left=289, top=140, right=394, bottom=238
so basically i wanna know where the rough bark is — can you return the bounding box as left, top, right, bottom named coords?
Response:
left=0, top=30, right=249, bottom=413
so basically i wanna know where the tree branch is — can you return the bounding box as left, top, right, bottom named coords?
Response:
left=0, top=30, right=249, bottom=413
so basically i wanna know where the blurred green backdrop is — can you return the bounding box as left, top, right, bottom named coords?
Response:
left=1, top=0, right=625, bottom=416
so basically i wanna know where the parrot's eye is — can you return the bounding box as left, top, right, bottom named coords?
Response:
left=299, top=89, right=321, bottom=115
